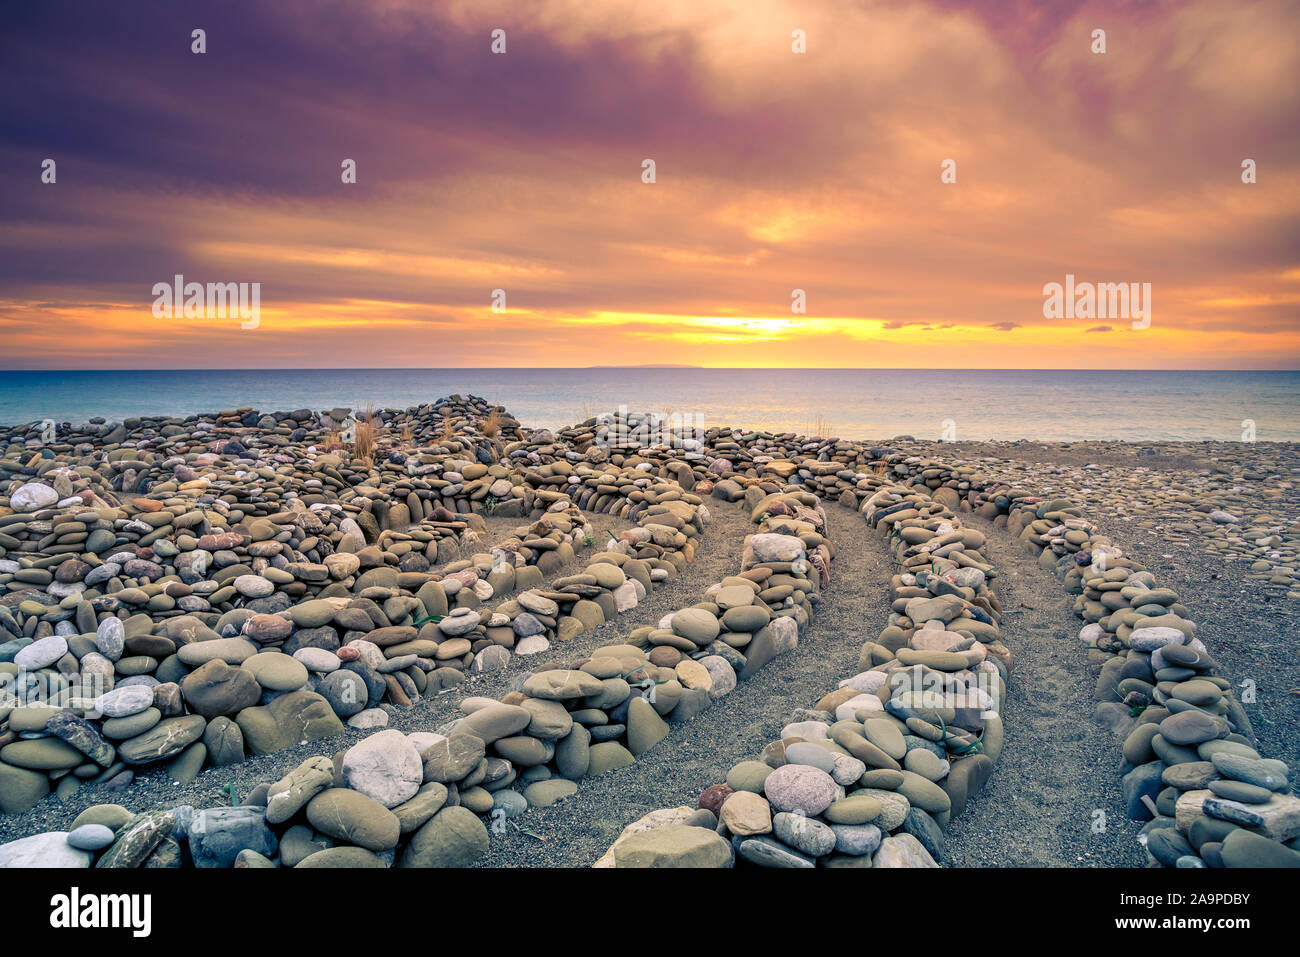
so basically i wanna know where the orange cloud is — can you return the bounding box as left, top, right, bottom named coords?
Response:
left=1, top=0, right=1297, bottom=369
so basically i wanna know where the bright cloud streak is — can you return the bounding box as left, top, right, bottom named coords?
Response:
left=0, top=0, right=1297, bottom=369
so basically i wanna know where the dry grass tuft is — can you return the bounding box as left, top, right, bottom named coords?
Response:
left=440, top=411, right=456, bottom=443
left=803, top=415, right=834, bottom=438
left=353, top=404, right=377, bottom=466
left=481, top=407, right=502, bottom=438
left=321, top=427, right=345, bottom=453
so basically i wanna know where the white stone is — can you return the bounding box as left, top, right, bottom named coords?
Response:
left=9, top=483, right=58, bottom=513
left=758, top=616, right=799, bottom=654
left=873, top=833, right=939, bottom=868
left=341, top=729, right=422, bottom=808
left=0, top=832, right=92, bottom=868
left=438, top=610, right=481, bottom=636
left=830, top=753, right=868, bottom=786
left=612, top=580, right=640, bottom=612
left=95, top=684, right=154, bottom=718
left=749, top=533, right=806, bottom=563
left=781, top=720, right=830, bottom=740
left=699, top=656, right=736, bottom=700
left=1078, top=622, right=1104, bottom=646
left=344, top=639, right=384, bottom=669
left=515, top=635, right=550, bottom=655
left=1129, top=626, right=1185, bottom=651
left=14, top=635, right=68, bottom=671
left=472, top=645, right=511, bottom=672
left=346, top=709, right=389, bottom=730
left=835, top=693, right=884, bottom=720
left=95, top=616, right=125, bottom=661
left=293, top=648, right=340, bottom=673
left=839, top=670, right=888, bottom=694
left=233, top=574, right=275, bottom=598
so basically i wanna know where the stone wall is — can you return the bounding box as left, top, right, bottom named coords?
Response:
left=1, top=407, right=1292, bottom=868
left=598, top=476, right=1009, bottom=867
left=861, top=454, right=1299, bottom=868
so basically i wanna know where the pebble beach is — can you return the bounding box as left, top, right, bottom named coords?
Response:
left=0, top=398, right=1296, bottom=869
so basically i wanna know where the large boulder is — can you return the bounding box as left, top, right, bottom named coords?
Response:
left=342, top=730, right=423, bottom=808
left=118, top=715, right=207, bottom=764
left=305, top=789, right=400, bottom=852
left=188, top=807, right=277, bottom=868
left=181, top=659, right=262, bottom=719
left=613, top=825, right=733, bottom=868
left=398, top=806, right=490, bottom=868
left=236, top=691, right=343, bottom=756
left=0, top=832, right=91, bottom=868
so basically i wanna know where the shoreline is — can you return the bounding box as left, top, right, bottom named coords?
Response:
left=3, top=370, right=1298, bottom=443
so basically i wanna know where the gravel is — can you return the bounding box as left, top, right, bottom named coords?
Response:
left=4, top=443, right=1292, bottom=869
left=943, top=517, right=1147, bottom=867
left=471, top=502, right=893, bottom=866
left=0, top=494, right=751, bottom=846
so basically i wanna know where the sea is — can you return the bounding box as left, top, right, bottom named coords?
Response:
left=0, top=368, right=1297, bottom=442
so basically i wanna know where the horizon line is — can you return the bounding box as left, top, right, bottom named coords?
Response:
left=3, top=367, right=1300, bottom=374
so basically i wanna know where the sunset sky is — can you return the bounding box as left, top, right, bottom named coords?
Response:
left=1, top=0, right=1297, bottom=369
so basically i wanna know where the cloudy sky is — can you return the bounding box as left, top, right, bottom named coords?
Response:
left=1, top=0, right=1297, bottom=369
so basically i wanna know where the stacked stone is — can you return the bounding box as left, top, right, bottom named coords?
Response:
left=0, top=405, right=708, bottom=814
left=997, top=494, right=1299, bottom=868
left=0, top=486, right=711, bottom=813
left=539, top=416, right=876, bottom=496
left=698, top=435, right=861, bottom=489
left=854, top=453, right=1299, bottom=868
left=623, top=489, right=831, bottom=685
left=0, top=737, right=494, bottom=869
left=866, top=440, right=1300, bottom=601
left=401, top=489, right=831, bottom=828
left=597, top=478, right=1007, bottom=868
left=0, top=442, right=729, bottom=814
left=338, top=455, right=533, bottom=519
left=471, top=498, right=707, bottom=666
left=0, top=452, right=534, bottom=603
left=2, top=408, right=1293, bottom=870
left=0, top=494, right=591, bottom=618
left=0, top=488, right=832, bottom=866
left=557, top=409, right=706, bottom=456
left=0, top=395, right=527, bottom=508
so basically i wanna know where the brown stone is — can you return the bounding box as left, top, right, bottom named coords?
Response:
left=181, top=659, right=262, bottom=719
left=698, top=782, right=733, bottom=816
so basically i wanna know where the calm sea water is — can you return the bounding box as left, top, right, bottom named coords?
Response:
left=0, top=369, right=1296, bottom=442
